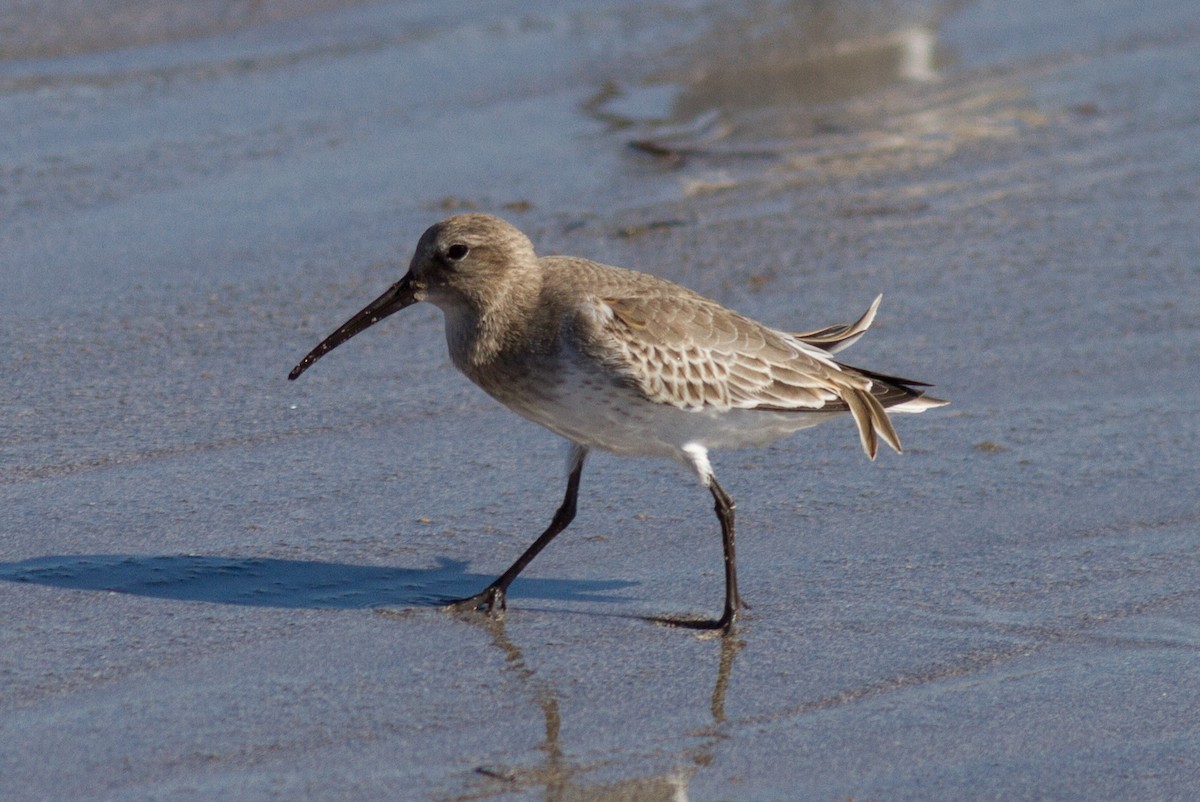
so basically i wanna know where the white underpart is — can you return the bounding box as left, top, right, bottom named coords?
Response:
left=681, top=442, right=715, bottom=486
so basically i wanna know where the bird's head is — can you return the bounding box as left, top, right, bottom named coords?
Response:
left=287, top=214, right=536, bottom=380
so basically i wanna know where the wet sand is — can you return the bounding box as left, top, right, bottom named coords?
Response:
left=3, top=1, right=1200, bottom=799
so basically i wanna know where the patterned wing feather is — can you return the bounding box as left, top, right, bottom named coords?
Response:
left=576, top=292, right=863, bottom=413
left=556, top=258, right=928, bottom=458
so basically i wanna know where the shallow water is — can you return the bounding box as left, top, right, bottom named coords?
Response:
left=3, top=1, right=1200, bottom=799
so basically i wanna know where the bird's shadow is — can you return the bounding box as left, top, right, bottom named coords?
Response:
left=0, top=554, right=636, bottom=610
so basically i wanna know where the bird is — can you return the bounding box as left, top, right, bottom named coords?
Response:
left=288, top=213, right=945, bottom=631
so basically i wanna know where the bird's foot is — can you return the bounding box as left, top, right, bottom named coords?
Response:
left=645, top=607, right=738, bottom=634
left=444, top=585, right=506, bottom=616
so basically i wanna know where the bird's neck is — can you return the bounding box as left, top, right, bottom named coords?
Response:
left=445, top=270, right=545, bottom=369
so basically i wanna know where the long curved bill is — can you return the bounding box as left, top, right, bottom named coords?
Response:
left=288, top=272, right=419, bottom=380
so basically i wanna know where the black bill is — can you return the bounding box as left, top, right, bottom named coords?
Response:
left=288, top=272, right=420, bottom=380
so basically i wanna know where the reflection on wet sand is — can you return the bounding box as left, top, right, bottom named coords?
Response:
left=671, top=20, right=944, bottom=116
left=444, top=616, right=744, bottom=802
left=593, top=0, right=1042, bottom=190
left=597, top=2, right=955, bottom=124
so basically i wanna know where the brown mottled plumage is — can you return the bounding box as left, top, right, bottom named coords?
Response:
left=289, top=213, right=945, bottom=630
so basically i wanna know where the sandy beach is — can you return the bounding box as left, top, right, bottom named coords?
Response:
left=3, top=1, right=1199, bottom=799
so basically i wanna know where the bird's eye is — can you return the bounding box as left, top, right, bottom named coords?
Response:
left=445, top=244, right=470, bottom=262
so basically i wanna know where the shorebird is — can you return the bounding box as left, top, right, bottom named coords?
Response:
left=289, top=213, right=945, bottom=630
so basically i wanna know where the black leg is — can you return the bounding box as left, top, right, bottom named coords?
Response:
left=651, top=476, right=743, bottom=633
left=710, top=477, right=742, bottom=628
left=446, top=445, right=588, bottom=615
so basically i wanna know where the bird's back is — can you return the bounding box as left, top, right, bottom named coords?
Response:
left=532, top=255, right=942, bottom=459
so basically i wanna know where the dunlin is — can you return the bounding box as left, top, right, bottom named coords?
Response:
left=289, top=213, right=945, bottom=630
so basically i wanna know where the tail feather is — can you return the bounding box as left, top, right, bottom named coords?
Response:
left=844, top=364, right=946, bottom=408
left=842, top=384, right=904, bottom=460
left=838, top=365, right=946, bottom=459
left=793, top=294, right=881, bottom=355
left=790, top=295, right=947, bottom=458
